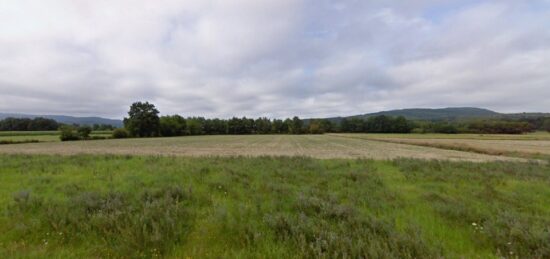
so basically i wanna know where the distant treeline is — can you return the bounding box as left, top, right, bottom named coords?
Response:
left=2, top=103, right=550, bottom=137
left=157, top=115, right=328, bottom=136
left=0, top=117, right=58, bottom=131
left=413, top=117, right=550, bottom=134
left=118, top=102, right=550, bottom=139
left=0, top=117, right=115, bottom=131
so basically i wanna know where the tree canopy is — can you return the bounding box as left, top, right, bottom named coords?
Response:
left=123, top=102, right=160, bottom=137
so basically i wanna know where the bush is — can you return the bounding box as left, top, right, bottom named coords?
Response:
left=59, top=126, right=80, bottom=141
left=77, top=126, right=92, bottom=139
left=112, top=128, right=129, bottom=139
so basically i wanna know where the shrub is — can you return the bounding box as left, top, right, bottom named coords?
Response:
left=112, top=128, right=129, bottom=139
left=77, top=126, right=92, bottom=139
left=59, top=125, right=80, bottom=141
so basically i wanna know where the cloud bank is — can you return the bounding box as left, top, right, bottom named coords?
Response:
left=1, top=0, right=549, bottom=118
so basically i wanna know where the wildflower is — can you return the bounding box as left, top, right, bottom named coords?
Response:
left=472, top=222, right=477, bottom=226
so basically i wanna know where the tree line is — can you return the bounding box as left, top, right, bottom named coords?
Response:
left=0, top=117, right=116, bottom=131
left=0, top=117, right=59, bottom=131
left=2, top=102, right=550, bottom=138
left=119, top=101, right=550, bottom=138
left=121, top=102, right=324, bottom=137
left=413, top=119, right=545, bottom=134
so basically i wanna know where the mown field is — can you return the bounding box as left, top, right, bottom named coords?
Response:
left=1, top=155, right=549, bottom=258
left=0, top=134, right=531, bottom=162
left=333, top=132, right=550, bottom=160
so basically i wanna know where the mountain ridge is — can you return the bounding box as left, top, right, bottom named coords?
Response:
left=316, top=107, right=550, bottom=123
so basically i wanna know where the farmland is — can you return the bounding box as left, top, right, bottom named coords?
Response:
left=1, top=133, right=549, bottom=258
left=0, top=134, right=532, bottom=162
left=333, top=133, right=550, bottom=160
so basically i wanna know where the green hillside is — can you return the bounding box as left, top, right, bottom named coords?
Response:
left=319, top=107, right=550, bottom=123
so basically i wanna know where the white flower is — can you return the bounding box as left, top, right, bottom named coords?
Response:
left=472, top=222, right=477, bottom=226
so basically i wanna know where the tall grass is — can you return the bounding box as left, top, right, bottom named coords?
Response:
left=0, top=155, right=549, bottom=258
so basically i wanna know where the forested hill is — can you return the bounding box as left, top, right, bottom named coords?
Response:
left=0, top=113, right=123, bottom=127
left=359, top=107, right=499, bottom=120
left=320, top=107, right=550, bottom=123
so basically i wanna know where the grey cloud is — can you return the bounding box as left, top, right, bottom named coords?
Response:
left=0, top=0, right=549, bottom=119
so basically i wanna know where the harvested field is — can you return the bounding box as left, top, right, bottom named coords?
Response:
left=334, top=133, right=550, bottom=159
left=349, top=132, right=550, bottom=140
left=0, top=134, right=526, bottom=162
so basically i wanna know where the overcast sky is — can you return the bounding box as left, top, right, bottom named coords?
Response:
left=0, top=0, right=549, bottom=119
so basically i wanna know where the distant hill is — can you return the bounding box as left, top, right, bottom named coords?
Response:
left=356, top=107, right=499, bottom=120
left=0, top=113, right=123, bottom=127
left=318, top=107, right=550, bottom=123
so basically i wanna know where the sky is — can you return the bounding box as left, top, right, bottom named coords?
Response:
left=0, top=0, right=549, bottom=119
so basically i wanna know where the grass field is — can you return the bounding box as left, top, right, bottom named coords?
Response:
left=1, top=133, right=548, bottom=257
left=0, top=134, right=527, bottom=162
left=0, top=131, right=112, bottom=143
left=1, top=155, right=549, bottom=258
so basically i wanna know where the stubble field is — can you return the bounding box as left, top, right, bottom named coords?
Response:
left=333, top=133, right=550, bottom=160
left=0, top=134, right=534, bottom=162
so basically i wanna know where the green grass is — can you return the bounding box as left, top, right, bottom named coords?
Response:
left=0, top=131, right=112, bottom=143
left=1, top=155, right=549, bottom=258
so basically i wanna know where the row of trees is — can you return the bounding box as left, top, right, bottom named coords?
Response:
left=122, top=102, right=345, bottom=137
left=158, top=115, right=314, bottom=136
left=123, top=102, right=329, bottom=137
left=0, top=117, right=116, bottom=132
left=0, top=117, right=59, bottom=131
left=414, top=120, right=541, bottom=134
left=122, top=102, right=550, bottom=138
left=340, top=116, right=413, bottom=133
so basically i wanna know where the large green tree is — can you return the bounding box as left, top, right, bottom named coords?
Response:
left=124, top=101, right=160, bottom=137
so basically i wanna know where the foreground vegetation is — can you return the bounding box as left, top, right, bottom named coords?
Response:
left=1, top=155, right=549, bottom=258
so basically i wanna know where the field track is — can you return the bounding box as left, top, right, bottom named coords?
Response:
left=0, top=134, right=528, bottom=162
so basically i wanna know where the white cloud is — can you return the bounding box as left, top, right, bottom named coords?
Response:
left=0, top=0, right=549, bottom=118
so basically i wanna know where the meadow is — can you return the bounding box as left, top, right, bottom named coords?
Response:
left=0, top=155, right=549, bottom=258
left=1, top=133, right=549, bottom=258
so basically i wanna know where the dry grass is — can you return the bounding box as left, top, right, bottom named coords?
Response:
left=351, top=132, right=550, bottom=141
left=334, top=133, right=550, bottom=159
left=0, top=134, right=526, bottom=162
